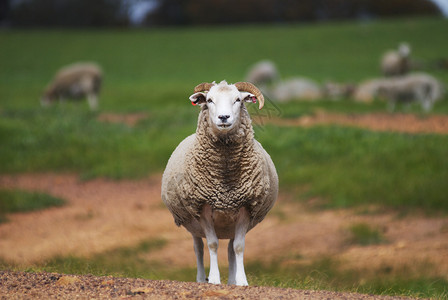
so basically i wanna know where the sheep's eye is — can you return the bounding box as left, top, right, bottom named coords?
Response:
left=207, top=99, right=213, bottom=104
left=235, top=98, right=241, bottom=103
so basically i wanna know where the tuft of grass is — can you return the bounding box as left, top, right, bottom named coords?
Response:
left=347, top=222, right=386, bottom=246
left=38, top=238, right=179, bottom=280
left=245, top=257, right=448, bottom=298
left=0, top=189, right=65, bottom=222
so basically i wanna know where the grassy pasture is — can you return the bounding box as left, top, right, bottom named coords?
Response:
left=0, top=189, right=65, bottom=223
left=1, top=17, right=448, bottom=297
left=1, top=17, right=448, bottom=211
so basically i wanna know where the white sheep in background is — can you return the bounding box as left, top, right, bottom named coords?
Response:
left=271, top=77, right=322, bottom=102
left=322, top=81, right=356, bottom=100
left=245, top=60, right=279, bottom=86
left=161, top=81, right=278, bottom=286
left=381, top=43, right=411, bottom=77
left=352, top=78, right=388, bottom=103
left=41, top=62, right=103, bottom=110
left=377, top=73, right=444, bottom=112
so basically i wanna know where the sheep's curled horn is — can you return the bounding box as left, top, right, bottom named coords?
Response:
left=193, top=82, right=265, bottom=110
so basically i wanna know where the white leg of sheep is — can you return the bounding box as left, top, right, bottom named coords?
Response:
left=227, top=239, right=236, bottom=285
left=199, top=205, right=221, bottom=285
left=233, top=208, right=250, bottom=286
left=193, top=236, right=206, bottom=283
left=387, top=100, right=396, bottom=112
left=421, top=94, right=434, bottom=112
left=87, top=94, right=98, bottom=110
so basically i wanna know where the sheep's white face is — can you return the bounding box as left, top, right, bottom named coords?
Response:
left=190, top=82, right=254, bottom=133
left=398, top=43, right=410, bottom=57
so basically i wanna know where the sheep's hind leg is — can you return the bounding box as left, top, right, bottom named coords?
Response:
left=387, top=100, right=396, bottom=112
left=193, top=236, right=206, bottom=283
left=87, top=94, right=98, bottom=111
left=233, top=208, right=250, bottom=286
left=199, top=205, right=220, bottom=284
left=227, top=239, right=236, bottom=285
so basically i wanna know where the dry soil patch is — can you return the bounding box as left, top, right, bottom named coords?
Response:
left=1, top=173, right=447, bottom=280
left=0, top=270, right=411, bottom=299
left=273, top=111, right=448, bottom=134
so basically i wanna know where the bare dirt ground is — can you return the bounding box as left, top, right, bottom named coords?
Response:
left=1, top=112, right=448, bottom=299
left=97, top=112, right=149, bottom=127
left=0, top=271, right=411, bottom=300
left=272, top=110, right=448, bottom=134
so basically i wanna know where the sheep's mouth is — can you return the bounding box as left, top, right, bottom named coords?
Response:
left=218, top=124, right=231, bottom=128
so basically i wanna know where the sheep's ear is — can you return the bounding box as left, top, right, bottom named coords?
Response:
left=241, top=92, right=257, bottom=104
left=189, top=92, right=207, bottom=106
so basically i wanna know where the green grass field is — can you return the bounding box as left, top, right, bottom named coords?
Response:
left=0, top=189, right=65, bottom=223
left=1, top=17, right=448, bottom=297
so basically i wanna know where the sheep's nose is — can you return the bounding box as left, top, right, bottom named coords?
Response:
left=218, top=115, right=230, bottom=122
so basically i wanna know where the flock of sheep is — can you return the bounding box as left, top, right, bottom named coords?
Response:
left=246, top=43, right=445, bottom=112
left=38, top=43, right=444, bottom=286
left=41, top=43, right=444, bottom=113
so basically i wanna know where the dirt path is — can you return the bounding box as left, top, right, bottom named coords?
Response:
left=1, top=173, right=447, bottom=278
left=1, top=270, right=412, bottom=299
left=270, top=111, right=448, bottom=134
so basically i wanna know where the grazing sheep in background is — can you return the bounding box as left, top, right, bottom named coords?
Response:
left=161, top=81, right=278, bottom=286
left=377, top=73, right=444, bottom=112
left=381, top=43, right=411, bottom=77
left=41, top=62, right=102, bottom=110
left=271, top=77, right=322, bottom=102
left=322, top=81, right=356, bottom=100
left=352, top=78, right=388, bottom=103
left=245, top=60, right=279, bottom=87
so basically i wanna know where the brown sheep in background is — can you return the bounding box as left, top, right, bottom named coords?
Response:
left=41, top=62, right=102, bottom=110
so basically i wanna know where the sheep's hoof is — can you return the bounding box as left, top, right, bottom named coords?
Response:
left=207, top=276, right=221, bottom=285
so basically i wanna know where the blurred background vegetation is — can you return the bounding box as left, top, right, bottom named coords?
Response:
left=0, top=0, right=445, bottom=27
left=1, top=0, right=448, bottom=298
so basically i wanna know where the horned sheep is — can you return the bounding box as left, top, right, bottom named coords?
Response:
left=161, top=81, right=278, bottom=286
left=41, top=62, right=102, bottom=110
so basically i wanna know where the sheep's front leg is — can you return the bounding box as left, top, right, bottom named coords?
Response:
left=233, top=208, right=250, bottom=286
left=387, top=100, right=396, bottom=112
left=87, top=94, right=98, bottom=110
left=227, top=239, right=236, bottom=285
left=193, top=236, right=206, bottom=283
left=199, top=205, right=220, bottom=284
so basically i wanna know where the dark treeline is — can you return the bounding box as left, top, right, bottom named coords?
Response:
left=1, top=0, right=442, bottom=27
left=4, top=0, right=129, bottom=27
left=145, top=0, right=441, bottom=26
